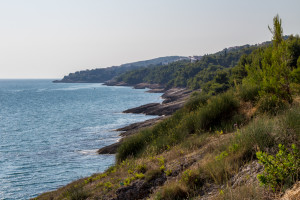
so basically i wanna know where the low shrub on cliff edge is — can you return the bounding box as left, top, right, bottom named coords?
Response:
left=194, top=91, right=240, bottom=132
left=117, top=91, right=241, bottom=162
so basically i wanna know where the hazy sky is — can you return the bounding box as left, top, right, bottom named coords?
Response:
left=0, top=0, right=300, bottom=79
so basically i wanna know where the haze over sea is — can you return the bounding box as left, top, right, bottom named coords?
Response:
left=0, top=79, right=162, bottom=199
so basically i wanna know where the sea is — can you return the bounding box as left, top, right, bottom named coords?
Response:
left=0, top=79, right=163, bottom=199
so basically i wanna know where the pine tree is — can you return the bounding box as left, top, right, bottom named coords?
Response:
left=245, top=15, right=293, bottom=110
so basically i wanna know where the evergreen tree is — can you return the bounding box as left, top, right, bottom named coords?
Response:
left=268, top=14, right=283, bottom=47
left=245, top=15, right=293, bottom=108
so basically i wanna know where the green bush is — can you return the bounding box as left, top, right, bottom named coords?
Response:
left=117, top=130, right=150, bottom=162
left=117, top=109, right=188, bottom=161
left=180, top=169, right=204, bottom=189
left=195, top=92, right=239, bottom=131
left=238, top=84, right=260, bottom=103
left=184, top=92, right=209, bottom=112
left=66, top=185, right=90, bottom=200
left=256, top=144, right=300, bottom=191
left=258, top=93, right=287, bottom=115
left=234, top=117, right=276, bottom=158
left=117, top=92, right=240, bottom=161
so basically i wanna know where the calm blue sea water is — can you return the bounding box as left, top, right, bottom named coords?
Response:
left=0, top=79, right=163, bottom=200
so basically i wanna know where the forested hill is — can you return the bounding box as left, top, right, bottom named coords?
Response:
left=116, top=44, right=260, bottom=93
left=53, top=56, right=187, bottom=83
left=115, top=38, right=293, bottom=92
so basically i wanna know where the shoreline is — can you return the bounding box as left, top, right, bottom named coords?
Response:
left=98, top=83, right=194, bottom=154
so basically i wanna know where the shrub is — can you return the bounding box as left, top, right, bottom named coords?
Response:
left=117, top=91, right=240, bottom=161
left=117, top=130, right=150, bottom=162
left=136, top=164, right=147, bottom=173
left=66, top=185, right=89, bottom=200
left=180, top=169, right=204, bottom=189
left=256, top=144, right=300, bottom=191
left=106, top=165, right=117, bottom=174
left=195, top=92, right=239, bottom=131
left=257, top=93, right=287, bottom=115
left=235, top=118, right=276, bottom=158
left=184, top=92, right=209, bottom=112
left=238, top=83, right=260, bottom=103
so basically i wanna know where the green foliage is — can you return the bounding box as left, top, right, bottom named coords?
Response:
left=268, top=14, right=283, bottom=47
left=117, top=110, right=186, bottom=161
left=117, top=45, right=256, bottom=90
left=136, top=164, right=147, bottom=173
left=57, top=56, right=185, bottom=83
left=291, top=66, right=300, bottom=83
left=157, top=156, right=166, bottom=172
left=180, top=169, right=204, bottom=189
left=116, top=131, right=148, bottom=162
left=84, top=173, right=108, bottom=184
left=238, top=83, right=260, bottom=103
left=243, top=15, right=300, bottom=112
left=123, top=172, right=145, bottom=186
left=117, top=92, right=240, bottom=161
left=165, top=169, right=172, bottom=176
left=257, top=93, right=287, bottom=114
left=195, top=92, right=240, bottom=131
left=202, top=71, right=230, bottom=95
left=66, top=185, right=90, bottom=200
left=184, top=92, right=209, bottom=112
left=234, top=118, right=276, bottom=158
left=256, top=144, right=300, bottom=191
left=106, top=165, right=117, bottom=174
left=103, top=181, right=113, bottom=191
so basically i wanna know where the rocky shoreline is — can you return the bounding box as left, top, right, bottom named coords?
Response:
left=98, top=83, right=194, bottom=154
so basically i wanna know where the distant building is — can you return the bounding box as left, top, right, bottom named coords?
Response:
left=189, top=56, right=202, bottom=63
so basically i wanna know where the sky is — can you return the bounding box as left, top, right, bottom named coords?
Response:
left=0, top=0, right=300, bottom=79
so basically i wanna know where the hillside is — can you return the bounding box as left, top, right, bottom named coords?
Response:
left=115, top=45, right=257, bottom=91
left=35, top=16, right=300, bottom=200
left=53, top=56, right=187, bottom=83
left=113, top=37, right=289, bottom=91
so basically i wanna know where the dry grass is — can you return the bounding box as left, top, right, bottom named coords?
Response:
left=152, top=182, right=189, bottom=200
left=211, top=184, right=267, bottom=200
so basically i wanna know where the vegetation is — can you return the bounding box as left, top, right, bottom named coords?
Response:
left=117, top=91, right=241, bottom=162
left=35, top=15, right=300, bottom=200
left=117, top=45, right=258, bottom=92
left=54, top=56, right=186, bottom=83
left=257, top=144, right=299, bottom=191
